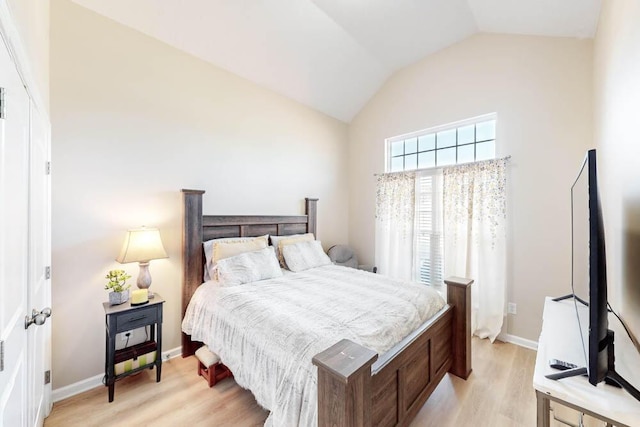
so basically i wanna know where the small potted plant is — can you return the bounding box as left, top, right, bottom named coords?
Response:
left=105, top=269, right=131, bottom=305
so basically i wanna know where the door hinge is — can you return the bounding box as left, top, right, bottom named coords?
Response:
left=45, top=266, right=51, bottom=280
left=44, top=370, right=51, bottom=385
left=0, top=340, right=4, bottom=372
left=46, top=161, right=51, bottom=175
left=0, top=87, right=5, bottom=119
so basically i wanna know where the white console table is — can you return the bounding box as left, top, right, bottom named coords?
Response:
left=534, top=297, right=640, bottom=426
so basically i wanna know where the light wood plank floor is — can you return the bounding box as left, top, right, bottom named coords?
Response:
left=46, top=338, right=538, bottom=427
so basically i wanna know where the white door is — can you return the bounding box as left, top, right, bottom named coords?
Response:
left=27, top=100, right=51, bottom=426
left=0, top=33, right=51, bottom=427
left=0, top=34, right=31, bottom=427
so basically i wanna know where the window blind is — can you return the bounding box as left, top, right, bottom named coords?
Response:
left=415, top=172, right=443, bottom=286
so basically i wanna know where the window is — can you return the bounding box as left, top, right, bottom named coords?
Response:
left=385, top=114, right=497, bottom=286
left=386, top=114, right=496, bottom=173
left=415, top=171, right=443, bottom=285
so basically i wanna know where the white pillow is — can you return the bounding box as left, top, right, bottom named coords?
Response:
left=270, top=233, right=315, bottom=267
left=203, top=235, right=268, bottom=280
left=216, top=246, right=283, bottom=286
left=282, top=240, right=331, bottom=272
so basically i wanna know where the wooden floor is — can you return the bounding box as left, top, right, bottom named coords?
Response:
left=46, top=338, right=538, bottom=427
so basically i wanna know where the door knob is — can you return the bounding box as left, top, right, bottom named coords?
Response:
left=24, top=307, right=52, bottom=329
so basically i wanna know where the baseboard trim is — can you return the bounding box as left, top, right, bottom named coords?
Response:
left=161, top=346, right=182, bottom=361
left=52, top=346, right=182, bottom=403
left=497, top=333, right=538, bottom=350
left=51, top=373, right=104, bottom=403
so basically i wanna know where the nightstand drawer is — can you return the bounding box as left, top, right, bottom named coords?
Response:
left=116, top=305, right=157, bottom=332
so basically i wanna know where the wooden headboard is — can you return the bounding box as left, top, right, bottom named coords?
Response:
left=181, top=189, right=318, bottom=356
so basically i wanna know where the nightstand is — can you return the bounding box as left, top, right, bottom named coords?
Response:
left=103, top=294, right=164, bottom=402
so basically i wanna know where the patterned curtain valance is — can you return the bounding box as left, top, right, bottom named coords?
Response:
left=443, top=157, right=508, bottom=247
left=375, top=172, right=416, bottom=223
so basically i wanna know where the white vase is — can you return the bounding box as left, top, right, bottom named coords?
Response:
left=109, top=289, right=129, bottom=305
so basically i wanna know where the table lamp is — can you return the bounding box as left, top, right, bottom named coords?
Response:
left=116, top=226, right=168, bottom=298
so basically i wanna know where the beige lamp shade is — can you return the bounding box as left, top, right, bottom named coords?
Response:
left=116, top=227, right=168, bottom=264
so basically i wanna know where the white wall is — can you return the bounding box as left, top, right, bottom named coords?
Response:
left=594, top=0, right=640, bottom=342
left=50, top=0, right=348, bottom=389
left=348, top=33, right=593, bottom=342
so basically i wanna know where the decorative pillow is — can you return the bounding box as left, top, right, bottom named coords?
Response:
left=270, top=233, right=315, bottom=267
left=213, top=237, right=268, bottom=263
left=203, top=235, right=268, bottom=280
left=282, top=240, right=331, bottom=272
left=216, top=246, right=283, bottom=286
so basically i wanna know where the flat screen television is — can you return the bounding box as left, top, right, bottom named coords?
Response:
left=548, top=149, right=640, bottom=401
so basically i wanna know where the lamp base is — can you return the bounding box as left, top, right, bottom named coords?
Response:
left=136, top=261, right=155, bottom=299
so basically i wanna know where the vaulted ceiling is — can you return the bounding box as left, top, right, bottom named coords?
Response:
left=71, top=0, right=602, bottom=122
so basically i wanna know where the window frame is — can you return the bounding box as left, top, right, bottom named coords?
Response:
left=385, top=113, right=497, bottom=173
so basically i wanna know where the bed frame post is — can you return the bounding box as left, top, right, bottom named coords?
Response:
left=312, top=339, right=378, bottom=427
left=305, top=198, right=318, bottom=236
left=445, top=276, right=473, bottom=379
left=182, top=189, right=205, bottom=357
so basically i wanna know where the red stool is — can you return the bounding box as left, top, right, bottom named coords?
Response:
left=195, top=346, right=232, bottom=387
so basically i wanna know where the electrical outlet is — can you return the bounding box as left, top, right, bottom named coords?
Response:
left=121, top=330, right=133, bottom=341
left=507, top=303, right=517, bottom=315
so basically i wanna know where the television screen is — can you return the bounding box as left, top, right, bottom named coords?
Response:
left=573, top=149, right=609, bottom=385
left=550, top=149, right=640, bottom=401
left=570, top=154, right=590, bottom=370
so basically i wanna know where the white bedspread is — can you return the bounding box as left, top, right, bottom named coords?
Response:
left=182, top=264, right=445, bottom=427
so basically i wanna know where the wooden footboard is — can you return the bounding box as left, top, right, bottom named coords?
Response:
left=312, top=277, right=472, bottom=427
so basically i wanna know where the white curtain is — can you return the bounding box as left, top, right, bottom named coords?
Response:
left=375, top=172, right=416, bottom=281
left=443, top=158, right=508, bottom=342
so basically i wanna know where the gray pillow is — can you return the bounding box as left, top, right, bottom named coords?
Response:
left=327, top=245, right=358, bottom=269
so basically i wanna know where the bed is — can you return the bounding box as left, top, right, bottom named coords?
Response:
left=180, top=189, right=472, bottom=427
